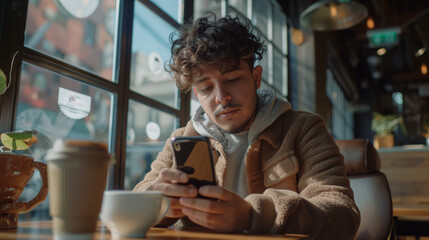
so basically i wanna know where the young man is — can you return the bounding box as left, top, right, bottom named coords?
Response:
left=134, top=14, right=360, bottom=239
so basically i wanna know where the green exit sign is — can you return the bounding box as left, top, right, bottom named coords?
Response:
left=367, top=27, right=401, bottom=48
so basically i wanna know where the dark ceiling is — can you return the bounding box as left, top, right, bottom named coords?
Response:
left=356, top=0, right=429, bottom=89
left=280, top=0, right=429, bottom=97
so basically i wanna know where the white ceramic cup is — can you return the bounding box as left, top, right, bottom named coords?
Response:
left=100, top=190, right=169, bottom=239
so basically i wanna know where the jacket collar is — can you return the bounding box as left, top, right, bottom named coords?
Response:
left=255, top=114, right=285, bottom=150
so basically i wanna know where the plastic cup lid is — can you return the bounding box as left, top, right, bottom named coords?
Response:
left=45, top=139, right=111, bottom=161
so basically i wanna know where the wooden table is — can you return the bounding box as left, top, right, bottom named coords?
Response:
left=0, top=221, right=307, bottom=240
left=393, top=203, right=429, bottom=237
left=393, top=203, right=429, bottom=218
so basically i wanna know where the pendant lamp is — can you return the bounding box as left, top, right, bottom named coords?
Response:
left=300, top=0, right=368, bottom=31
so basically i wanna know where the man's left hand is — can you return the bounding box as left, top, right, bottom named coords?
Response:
left=179, top=186, right=252, bottom=232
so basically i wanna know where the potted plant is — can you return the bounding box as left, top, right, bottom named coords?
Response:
left=1, top=67, right=38, bottom=150
left=0, top=67, right=47, bottom=229
left=423, top=113, right=429, bottom=145
left=371, top=112, right=404, bottom=149
left=0, top=68, right=7, bottom=95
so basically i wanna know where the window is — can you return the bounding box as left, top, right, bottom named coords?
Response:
left=273, top=6, right=287, bottom=54
left=24, top=0, right=116, bottom=81
left=130, top=2, right=179, bottom=108
left=255, top=36, right=271, bottom=84
left=84, top=21, right=96, bottom=46
left=273, top=48, right=287, bottom=95
left=229, top=0, right=248, bottom=17
left=150, top=0, right=183, bottom=23
left=326, top=69, right=354, bottom=139
left=194, top=0, right=222, bottom=19
left=252, top=0, right=270, bottom=37
left=124, top=100, right=176, bottom=189
left=0, top=0, right=189, bottom=221
left=102, top=41, right=114, bottom=69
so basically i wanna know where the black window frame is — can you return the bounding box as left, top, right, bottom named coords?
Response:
left=0, top=0, right=193, bottom=189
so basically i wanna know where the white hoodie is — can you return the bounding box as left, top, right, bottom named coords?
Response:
left=191, top=88, right=291, bottom=196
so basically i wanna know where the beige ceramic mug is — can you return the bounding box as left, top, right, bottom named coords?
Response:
left=0, top=152, right=48, bottom=229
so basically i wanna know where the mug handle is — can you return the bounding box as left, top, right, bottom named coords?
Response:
left=0, top=161, right=49, bottom=214
left=154, top=196, right=170, bottom=225
left=23, top=161, right=49, bottom=213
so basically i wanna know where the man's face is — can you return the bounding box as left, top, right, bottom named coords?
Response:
left=193, top=60, right=262, bottom=133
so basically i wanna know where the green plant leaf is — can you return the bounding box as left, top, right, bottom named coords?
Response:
left=371, top=112, right=401, bottom=136
left=0, top=130, right=38, bottom=151
left=0, top=68, right=6, bottom=95
left=3, top=130, right=37, bottom=140
left=423, top=114, right=429, bottom=133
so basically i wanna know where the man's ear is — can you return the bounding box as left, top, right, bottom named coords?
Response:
left=252, top=65, right=262, bottom=89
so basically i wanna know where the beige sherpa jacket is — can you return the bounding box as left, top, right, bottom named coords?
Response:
left=134, top=110, right=360, bottom=239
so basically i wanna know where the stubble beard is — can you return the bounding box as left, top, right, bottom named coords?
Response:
left=217, top=101, right=258, bottom=134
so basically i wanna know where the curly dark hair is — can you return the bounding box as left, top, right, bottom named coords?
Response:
left=167, top=13, right=266, bottom=92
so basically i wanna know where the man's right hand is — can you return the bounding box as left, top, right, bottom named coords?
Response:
left=152, top=168, right=198, bottom=218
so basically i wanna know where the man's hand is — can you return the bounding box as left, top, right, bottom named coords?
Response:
left=179, top=185, right=253, bottom=232
left=152, top=168, right=198, bottom=218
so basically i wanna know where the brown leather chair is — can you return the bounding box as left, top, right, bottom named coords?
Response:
left=336, top=139, right=393, bottom=240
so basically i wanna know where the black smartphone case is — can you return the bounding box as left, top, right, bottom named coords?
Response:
left=171, top=136, right=216, bottom=188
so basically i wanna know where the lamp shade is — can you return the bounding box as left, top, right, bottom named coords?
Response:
left=300, top=0, right=368, bottom=31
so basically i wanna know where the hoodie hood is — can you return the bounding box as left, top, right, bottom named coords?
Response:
left=192, top=88, right=291, bottom=146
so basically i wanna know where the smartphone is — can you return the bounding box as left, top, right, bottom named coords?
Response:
left=171, top=136, right=216, bottom=188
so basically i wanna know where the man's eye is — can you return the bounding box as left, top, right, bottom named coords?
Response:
left=200, top=86, right=212, bottom=92
left=227, top=78, right=239, bottom=83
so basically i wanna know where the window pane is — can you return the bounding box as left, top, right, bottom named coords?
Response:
left=194, top=0, right=222, bottom=18
left=227, top=7, right=249, bottom=24
left=284, top=58, right=288, bottom=96
left=273, top=48, right=286, bottom=95
left=25, top=0, right=117, bottom=81
left=124, top=100, right=177, bottom=190
left=150, top=0, right=182, bottom=23
left=252, top=0, right=270, bottom=38
left=273, top=7, right=287, bottom=54
left=256, top=36, right=270, bottom=83
left=16, top=62, right=113, bottom=220
left=229, top=0, right=247, bottom=17
left=130, top=2, right=178, bottom=108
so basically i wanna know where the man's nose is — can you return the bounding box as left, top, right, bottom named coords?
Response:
left=215, top=86, right=231, bottom=105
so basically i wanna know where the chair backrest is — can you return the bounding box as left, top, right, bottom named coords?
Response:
left=336, top=139, right=393, bottom=240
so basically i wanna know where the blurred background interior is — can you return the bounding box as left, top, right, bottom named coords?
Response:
left=283, top=0, right=429, bottom=147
